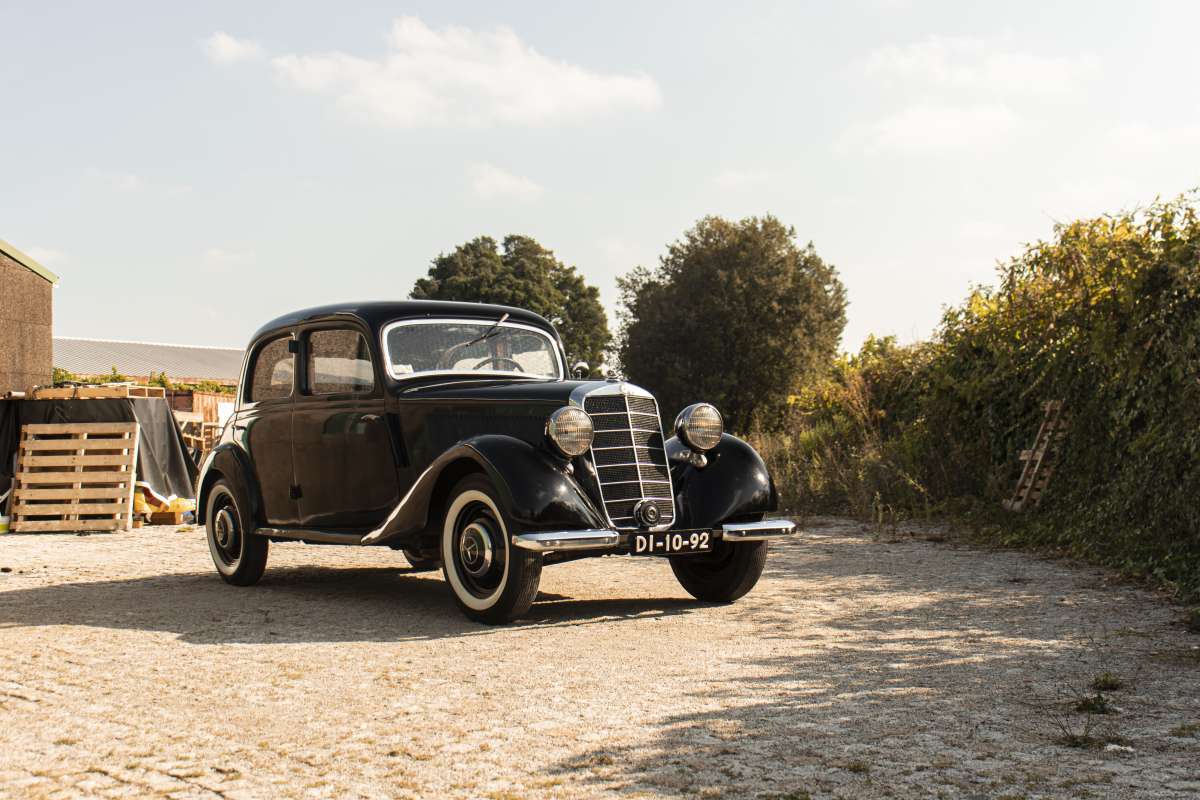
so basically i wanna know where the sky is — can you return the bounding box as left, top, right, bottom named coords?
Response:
left=2, top=1, right=1198, bottom=352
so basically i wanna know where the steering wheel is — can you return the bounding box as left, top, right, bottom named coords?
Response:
left=473, top=356, right=524, bottom=372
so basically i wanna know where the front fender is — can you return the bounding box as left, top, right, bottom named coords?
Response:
left=668, top=433, right=777, bottom=529
left=362, top=435, right=606, bottom=546
left=195, top=443, right=264, bottom=526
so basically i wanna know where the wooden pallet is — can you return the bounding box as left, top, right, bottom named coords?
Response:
left=176, top=416, right=222, bottom=463
left=10, top=423, right=140, bottom=532
left=1003, top=401, right=1067, bottom=512
left=31, top=385, right=166, bottom=400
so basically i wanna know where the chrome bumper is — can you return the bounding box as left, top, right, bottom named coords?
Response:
left=512, top=530, right=620, bottom=552
left=513, top=519, right=797, bottom=553
left=720, top=519, right=797, bottom=541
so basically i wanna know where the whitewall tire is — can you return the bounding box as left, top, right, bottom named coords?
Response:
left=440, top=474, right=542, bottom=624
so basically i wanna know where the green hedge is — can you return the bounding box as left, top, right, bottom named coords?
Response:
left=759, top=194, right=1200, bottom=600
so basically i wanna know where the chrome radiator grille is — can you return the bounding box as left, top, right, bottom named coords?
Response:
left=583, top=391, right=675, bottom=529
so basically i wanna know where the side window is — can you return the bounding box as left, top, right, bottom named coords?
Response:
left=307, top=329, right=375, bottom=395
left=248, top=336, right=294, bottom=402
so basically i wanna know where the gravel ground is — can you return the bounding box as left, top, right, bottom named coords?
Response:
left=0, top=517, right=1197, bottom=799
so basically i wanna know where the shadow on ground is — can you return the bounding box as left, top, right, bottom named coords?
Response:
left=543, top=520, right=1184, bottom=799
left=0, top=562, right=702, bottom=644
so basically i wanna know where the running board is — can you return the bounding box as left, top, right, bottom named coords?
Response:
left=256, top=527, right=366, bottom=546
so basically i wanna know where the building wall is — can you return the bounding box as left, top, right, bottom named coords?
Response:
left=0, top=252, right=53, bottom=394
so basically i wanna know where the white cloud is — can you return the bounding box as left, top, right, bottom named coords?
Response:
left=467, top=163, right=544, bottom=201
left=1107, top=122, right=1200, bottom=153
left=711, top=168, right=773, bottom=191
left=269, top=16, right=661, bottom=127
left=861, top=36, right=1096, bottom=96
left=85, top=168, right=193, bottom=196
left=203, top=32, right=263, bottom=65
left=1037, top=176, right=1142, bottom=222
left=86, top=168, right=143, bottom=191
left=202, top=248, right=256, bottom=273
left=958, top=221, right=1008, bottom=241
left=25, top=247, right=67, bottom=266
left=840, top=103, right=1024, bottom=155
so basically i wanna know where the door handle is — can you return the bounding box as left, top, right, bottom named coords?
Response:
left=361, top=414, right=381, bottom=423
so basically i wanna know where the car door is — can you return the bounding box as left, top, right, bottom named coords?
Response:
left=237, top=332, right=299, bottom=526
left=292, top=325, right=399, bottom=529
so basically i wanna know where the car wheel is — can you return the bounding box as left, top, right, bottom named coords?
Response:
left=440, top=474, right=541, bottom=624
left=206, top=478, right=269, bottom=586
left=403, top=548, right=440, bottom=572
left=669, top=539, right=767, bottom=603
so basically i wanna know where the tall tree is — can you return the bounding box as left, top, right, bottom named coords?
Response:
left=617, top=215, right=847, bottom=431
left=411, top=235, right=611, bottom=372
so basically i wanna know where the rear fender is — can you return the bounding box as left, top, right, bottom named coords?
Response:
left=195, top=444, right=265, bottom=526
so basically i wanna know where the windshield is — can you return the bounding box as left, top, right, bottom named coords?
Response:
left=382, top=319, right=563, bottom=380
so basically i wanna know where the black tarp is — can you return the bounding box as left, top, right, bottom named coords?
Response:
left=0, top=398, right=197, bottom=504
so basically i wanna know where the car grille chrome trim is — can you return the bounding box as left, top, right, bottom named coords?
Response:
left=578, top=382, right=676, bottom=531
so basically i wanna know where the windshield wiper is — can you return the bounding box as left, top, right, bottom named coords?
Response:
left=461, top=312, right=509, bottom=349
left=436, top=313, right=511, bottom=370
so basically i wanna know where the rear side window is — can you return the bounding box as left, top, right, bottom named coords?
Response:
left=307, top=329, right=375, bottom=394
left=248, top=336, right=294, bottom=402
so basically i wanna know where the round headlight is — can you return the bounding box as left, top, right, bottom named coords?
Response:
left=546, top=406, right=593, bottom=458
left=675, top=403, right=723, bottom=452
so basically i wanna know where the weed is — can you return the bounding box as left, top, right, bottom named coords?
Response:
left=1170, top=722, right=1200, bottom=737
left=1090, top=672, right=1123, bottom=692
left=1074, top=693, right=1115, bottom=715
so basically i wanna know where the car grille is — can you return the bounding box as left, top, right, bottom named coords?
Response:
left=583, top=391, right=675, bottom=529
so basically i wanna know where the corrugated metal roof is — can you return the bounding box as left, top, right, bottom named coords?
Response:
left=53, top=337, right=244, bottom=383
left=0, top=239, right=60, bottom=285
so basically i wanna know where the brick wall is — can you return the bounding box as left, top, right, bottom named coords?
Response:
left=0, top=252, right=53, bottom=394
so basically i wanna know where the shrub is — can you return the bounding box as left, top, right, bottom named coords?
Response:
left=761, top=193, right=1200, bottom=600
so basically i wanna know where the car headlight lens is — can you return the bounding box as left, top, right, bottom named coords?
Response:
left=546, top=406, right=593, bottom=457
left=675, top=403, right=723, bottom=452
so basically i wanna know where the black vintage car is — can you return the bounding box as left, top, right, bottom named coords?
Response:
left=197, top=300, right=795, bottom=623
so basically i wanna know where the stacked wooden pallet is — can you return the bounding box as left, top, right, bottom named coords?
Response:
left=31, top=385, right=166, bottom=400
left=9, top=423, right=140, bottom=532
left=175, top=413, right=222, bottom=463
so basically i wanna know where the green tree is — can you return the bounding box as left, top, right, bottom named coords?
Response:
left=617, top=215, right=847, bottom=431
left=411, top=235, right=610, bottom=373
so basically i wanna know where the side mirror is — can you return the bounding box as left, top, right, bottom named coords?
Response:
left=572, top=361, right=589, bottom=379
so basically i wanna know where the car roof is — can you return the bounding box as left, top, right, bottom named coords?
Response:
left=249, top=300, right=558, bottom=344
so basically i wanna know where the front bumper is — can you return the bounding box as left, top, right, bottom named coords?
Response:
left=512, top=519, right=797, bottom=554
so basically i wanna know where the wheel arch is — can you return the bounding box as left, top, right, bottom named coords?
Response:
left=362, top=434, right=605, bottom=547
left=667, top=433, right=777, bottom=529
left=195, top=445, right=264, bottom=527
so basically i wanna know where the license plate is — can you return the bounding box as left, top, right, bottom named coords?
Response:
left=631, top=531, right=712, bottom=555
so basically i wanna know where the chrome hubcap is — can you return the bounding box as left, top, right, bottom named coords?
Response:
left=458, top=522, right=494, bottom=577
left=214, top=508, right=236, bottom=549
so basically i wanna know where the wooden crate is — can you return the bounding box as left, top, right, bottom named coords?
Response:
left=31, top=385, right=166, bottom=400
left=10, top=423, right=140, bottom=532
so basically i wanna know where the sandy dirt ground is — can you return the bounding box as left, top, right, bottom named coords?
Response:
left=0, top=517, right=1197, bottom=799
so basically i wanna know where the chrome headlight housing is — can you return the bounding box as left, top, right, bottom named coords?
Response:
left=546, top=406, right=594, bottom=458
left=674, top=403, right=723, bottom=452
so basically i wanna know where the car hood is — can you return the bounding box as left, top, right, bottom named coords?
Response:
left=394, top=377, right=603, bottom=404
